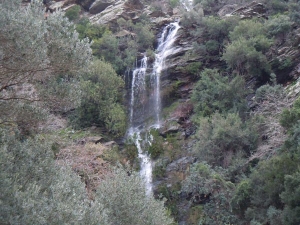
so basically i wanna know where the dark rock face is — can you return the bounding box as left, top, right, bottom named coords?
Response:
left=76, top=0, right=95, bottom=10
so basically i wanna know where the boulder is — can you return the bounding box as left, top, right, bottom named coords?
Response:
left=160, top=125, right=180, bottom=137
left=89, top=0, right=116, bottom=14
left=48, top=1, right=64, bottom=11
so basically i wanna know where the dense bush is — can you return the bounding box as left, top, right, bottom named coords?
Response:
left=0, top=129, right=107, bottom=224
left=73, top=60, right=126, bottom=137
left=191, top=69, right=248, bottom=116
left=182, top=162, right=237, bottom=224
left=222, top=19, right=272, bottom=78
left=65, top=5, right=81, bottom=21
left=0, top=0, right=91, bottom=134
left=194, top=113, right=257, bottom=168
left=280, top=97, right=300, bottom=130
left=96, top=167, right=174, bottom=225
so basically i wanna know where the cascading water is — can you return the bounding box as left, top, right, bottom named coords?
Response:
left=152, top=22, right=180, bottom=128
left=127, top=22, right=180, bottom=195
left=180, top=0, right=193, bottom=11
left=128, top=55, right=153, bottom=195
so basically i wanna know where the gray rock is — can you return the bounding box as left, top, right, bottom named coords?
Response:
left=221, top=1, right=267, bottom=19
left=89, top=0, right=116, bottom=14
left=160, top=125, right=180, bottom=137
left=166, top=156, right=196, bottom=172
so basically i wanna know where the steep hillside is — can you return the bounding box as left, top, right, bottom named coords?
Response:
left=3, top=0, right=300, bottom=224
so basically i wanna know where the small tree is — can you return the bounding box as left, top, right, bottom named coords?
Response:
left=96, top=167, right=174, bottom=225
left=0, top=0, right=92, bottom=132
left=74, top=60, right=126, bottom=137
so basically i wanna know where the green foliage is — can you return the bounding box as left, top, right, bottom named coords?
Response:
left=123, top=139, right=139, bottom=169
left=281, top=171, right=300, bottom=225
left=0, top=0, right=91, bottom=133
left=73, top=60, right=126, bottom=137
left=280, top=97, right=300, bottom=130
left=147, top=129, right=164, bottom=159
left=231, top=180, right=251, bottom=216
left=266, top=15, right=292, bottom=38
left=223, top=19, right=273, bottom=78
left=243, top=154, right=300, bottom=224
left=153, top=160, right=167, bottom=179
left=262, top=0, right=289, bottom=14
left=182, top=162, right=237, bottom=224
left=156, top=183, right=181, bottom=220
left=181, top=62, right=202, bottom=79
left=133, top=22, right=155, bottom=50
left=229, top=20, right=266, bottom=42
left=65, top=5, right=81, bottom=21
left=222, top=37, right=271, bottom=77
left=0, top=129, right=108, bottom=225
left=76, top=18, right=109, bottom=40
left=194, top=113, right=257, bottom=168
left=169, top=0, right=180, bottom=8
left=202, top=16, right=239, bottom=42
left=191, top=69, right=248, bottom=117
left=96, top=167, right=174, bottom=225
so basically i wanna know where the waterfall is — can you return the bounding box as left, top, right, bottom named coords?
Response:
left=129, top=55, right=148, bottom=130
left=152, top=22, right=180, bottom=128
left=180, top=0, right=193, bottom=11
left=127, top=22, right=180, bottom=195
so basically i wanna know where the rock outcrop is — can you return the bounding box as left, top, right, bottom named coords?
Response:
left=89, top=0, right=116, bottom=14
left=219, top=1, right=267, bottom=19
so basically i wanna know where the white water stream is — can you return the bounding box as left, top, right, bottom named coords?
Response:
left=153, top=22, right=180, bottom=127
left=180, top=0, right=193, bottom=11
left=127, top=22, right=180, bottom=195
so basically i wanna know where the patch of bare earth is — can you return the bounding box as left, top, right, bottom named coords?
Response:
left=57, top=139, right=112, bottom=198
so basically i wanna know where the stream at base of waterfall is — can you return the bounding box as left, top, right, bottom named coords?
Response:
left=127, top=22, right=180, bottom=195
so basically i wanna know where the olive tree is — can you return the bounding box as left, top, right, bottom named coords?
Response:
left=0, top=129, right=109, bottom=225
left=0, top=0, right=92, bottom=131
left=96, top=167, right=174, bottom=225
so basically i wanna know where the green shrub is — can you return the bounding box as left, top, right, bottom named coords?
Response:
left=194, top=113, right=257, bottom=168
left=280, top=97, right=300, bottom=130
left=231, top=180, right=251, bottom=217
left=73, top=60, right=126, bottom=137
left=96, top=167, right=174, bottom=225
left=223, top=19, right=273, bottom=78
left=182, top=162, right=237, bottom=224
left=169, top=0, right=179, bottom=8
left=191, top=69, right=248, bottom=117
left=266, top=15, right=292, bottom=38
left=0, top=129, right=107, bottom=224
left=65, top=5, right=81, bottom=21
left=147, top=129, right=164, bottom=159
left=281, top=171, right=300, bottom=225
